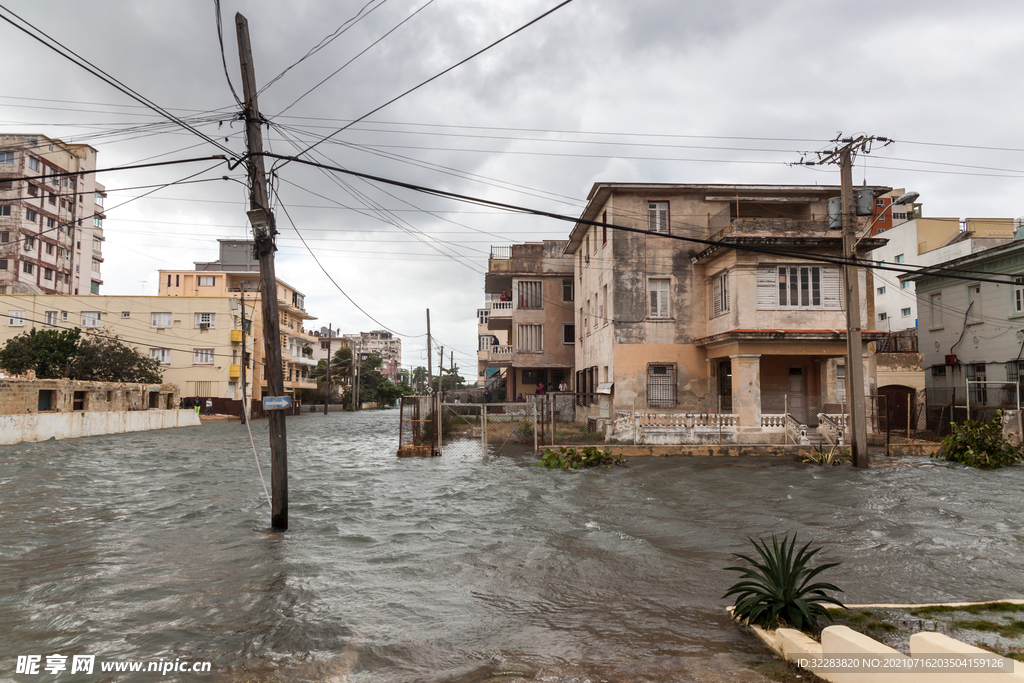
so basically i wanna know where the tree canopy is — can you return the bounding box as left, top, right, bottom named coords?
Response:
left=0, top=328, right=163, bottom=383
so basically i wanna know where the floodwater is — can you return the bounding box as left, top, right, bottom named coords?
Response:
left=1, top=410, right=1023, bottom=682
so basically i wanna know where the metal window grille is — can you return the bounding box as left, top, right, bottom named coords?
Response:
left=647, top=365, right=676, bottom=408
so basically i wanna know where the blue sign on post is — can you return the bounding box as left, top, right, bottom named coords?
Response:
left=262, top=396, right=292, bottom=411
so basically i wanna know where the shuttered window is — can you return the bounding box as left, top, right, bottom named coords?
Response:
left=712, top=271, right=729, bottom=316
left=649, top=279, right=670, bottom=318
left=517, top=280, right=543, bottom=309
left=516, top=324, right=543, bottom=352
left=756, top=265, right=841, bottom=310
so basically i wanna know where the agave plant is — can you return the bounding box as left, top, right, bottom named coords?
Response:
left=802, top=443, right=850, bottom=466
left=723, top=533, right=845, bottom=631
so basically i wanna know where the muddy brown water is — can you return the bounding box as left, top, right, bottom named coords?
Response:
left=1, top=410, right=1022, bottom=681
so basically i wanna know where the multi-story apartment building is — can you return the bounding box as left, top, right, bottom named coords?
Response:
left=0, top=134, right=105, bottom=296
left=566, top=183, right=890, bottom=429
left=476, top=304, right=509, bottom=388
left=0, top=294, right=242, bottom=399
left=345, top=330, right=402, bottom=381
left=482, top=241, right=574, bottom=400
left=869, top=216, right=1015, bottom=331
left=158, top=240, right=319, bottom=400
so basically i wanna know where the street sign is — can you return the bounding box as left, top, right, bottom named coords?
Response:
left=262, top=396, right=291, bottom=411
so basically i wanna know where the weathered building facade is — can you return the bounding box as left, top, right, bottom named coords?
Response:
left=0, top=134, right=106, bottom=296
left=566, top=183, right=890, bottom=435
left=483, top=241, right=574, bottom=400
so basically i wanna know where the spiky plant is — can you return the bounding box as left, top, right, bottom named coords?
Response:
left=723, top=533, right=845, bottom=631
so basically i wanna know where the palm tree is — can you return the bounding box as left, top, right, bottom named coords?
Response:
left=310, top=347, right=353, bottom=400
left=412, top=366, right=428, bottom=394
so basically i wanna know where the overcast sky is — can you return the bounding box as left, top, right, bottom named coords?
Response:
left=3, top=0, right=1023, bottom=374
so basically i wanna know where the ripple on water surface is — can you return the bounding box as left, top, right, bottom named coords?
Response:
left=1, top=410, right=1023, bottom=681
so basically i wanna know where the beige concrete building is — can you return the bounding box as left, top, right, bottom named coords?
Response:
left=0, top=133, right=106, bottom=296
left=476, top=304, right=509, bottom=388
left=482, top=241, right=574, bottom=400
left=566, top=183, right=891, bottom=434
left=0, top=294, right=243, bottom=399
left=158, top=241, right=318, bottom=400
left=0, top=375, right=199, bottom=444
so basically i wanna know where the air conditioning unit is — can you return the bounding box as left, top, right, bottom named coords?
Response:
left=23, top=242, right=31, bottom=251
left=199, top=323, right=210, bottom=329
left=945, top=354, right=957, bottom=365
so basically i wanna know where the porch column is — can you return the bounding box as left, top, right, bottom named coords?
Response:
left=730, top=354, right=762, bottom=429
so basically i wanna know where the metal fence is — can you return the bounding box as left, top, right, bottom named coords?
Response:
left=398, top=396, right=438, bottom=457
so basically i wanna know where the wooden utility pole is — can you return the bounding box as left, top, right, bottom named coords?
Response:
left=239, top=282, right=247, bottom=425
left=237, top=13, right=289, bottom=528
left=840, top=146, right=869, bottom=468
left=324, top=323, right=332, bottom=415
left=426, top=309, right=433, bottom=394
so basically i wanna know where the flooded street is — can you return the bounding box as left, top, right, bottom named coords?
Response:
left=2, top=410, right=1023, bottom=682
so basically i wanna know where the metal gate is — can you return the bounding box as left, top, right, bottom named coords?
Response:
left=440, top=402, right=538, bottom=457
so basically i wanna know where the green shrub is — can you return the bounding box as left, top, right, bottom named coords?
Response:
left=537, top=446, right=626, bottom=469
left=936, top=410, right=1023, bottom=469
left=724, top=533, right=844, bottom=631
left=802, top=443, right=849, bottom=466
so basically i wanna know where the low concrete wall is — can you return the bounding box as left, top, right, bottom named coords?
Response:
left=0, top=409, right=202, bottom=445
left=736, top=604, right=1024, bottom=683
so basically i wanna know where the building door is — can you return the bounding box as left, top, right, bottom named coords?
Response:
left=788, top=366, right=808, bottom=424
left=718, top=360, right=733, bottom=412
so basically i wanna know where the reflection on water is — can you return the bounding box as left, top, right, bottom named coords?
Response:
left=1, top=411, right=1023, bottom=681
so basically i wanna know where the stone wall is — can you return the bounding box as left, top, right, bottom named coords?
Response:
left=0, top=409, right=201, bottom=444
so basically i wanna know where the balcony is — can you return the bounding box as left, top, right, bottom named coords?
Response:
left=489, top=344, right=512, bottom=365
left=231, top=329, right=244, bottom=343
left=290, top=356, right=319, bottom=367
left=229, top=365, right=240, bottom=378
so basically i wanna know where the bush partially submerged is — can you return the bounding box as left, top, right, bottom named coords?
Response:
left=724, top=533, right=844, bottom=631
left=537, top=446, right=626, bottom=469
left=936, top=410, right=1023, bottom=469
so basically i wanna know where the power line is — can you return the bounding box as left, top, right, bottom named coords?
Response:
left=275, top=0, right=576, bottom=168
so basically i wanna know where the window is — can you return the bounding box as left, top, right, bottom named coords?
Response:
left=45, top=242, right=54, bottom=254
left=81, top=311, right=101, bottom=327
left=968, top=363, right=988, bottom=404
left=24, top=236, right=34, bottom=249
left=648, top=201, right=669, bottom=234
left=516, top=324, right=543, bottom=352
left=777, top=266, right=821, bottom=307
left=930, top=292, right=943, bottom=328
left=895, top=254, right=905, bottom=263
left=0, top=259, right=6, bottom=270
left=563, top=279, right=574, bottom=302
left=649, top=278, right=670, bottom=318
left=193, top=348, right=215, bottom=365
left=46, top=218, right=56, bottom=230
left=477, top=308, right=489, bottom=325
left=28, top=156, right=39, bottom=171
left=0, top=151, right=13, bottom=164
left=563, top=323, right=575, bottom=344
left=61, top=311, right=68, bottom=322
left=95, top=193, right=104, bottom=207
left=48, top=193, right=56, bottom=205
left=877, top=286, right=886, bottom=295
left=876, top=198, right=884, bottom=208
left=517, top=280, right=543, bottom=309
left=0, top=231, right=7, bottom=242
left=901, top=281, right=911, bottom=289
left=901, top=307, right=911, bottom=317
left=602, top=210, right=608, bottom=245
left=43, top=268, right=53, bottom=281
left=1016, top=277, right=1024, bottom=314
left=93, top=236, right=102, bottom=251
left=478, top=335, right=494, bottom=351
left=8, top=310, right=25, bottom=326
left=26, top=208, right=37, bottom=222
left=712, top=271, right=729, bottom=316
left=27, top=184, right=37, bottom=196
left=90, top=281, right=99, bottom=294
left=837, top=364, right=846, bottom=401
left=0, top=205, right=9, bottom=217
left=22, top=262, right=33, bottom=275
left=121, top=311, right=130, bottom=319
left=967, top=283, right=982, bottom=322
left=601, top=284, right=608, bottom=324
left=195, top=312, right=216, bottom=328
left=647, top=364, right=676, bottom=408
left=150, top=348, right=171, bottom=365
left=879, top=312, right=887, bottom=321
left=198, top=275, right=215, bottom=287
left=45, top=311, right=57, bottom=326
left=93, top=215, right=102, bottom=227
left=91, top=258, right=101, bottom=272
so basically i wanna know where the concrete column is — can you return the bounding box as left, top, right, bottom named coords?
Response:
left=730, top=354, right=762, bottom=429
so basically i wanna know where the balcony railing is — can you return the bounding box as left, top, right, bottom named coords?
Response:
left=489, top=300, right=513, bottom=316
left=490, top=344, right=512, bottom=359
left=490, top=245, right=511, bottom=260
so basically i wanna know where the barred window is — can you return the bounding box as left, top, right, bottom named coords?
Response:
left=517, top=280, right=543, bottom=309
left=516, top=324, right=543, bottom=352
left=647, top=365, right=676, bottom=408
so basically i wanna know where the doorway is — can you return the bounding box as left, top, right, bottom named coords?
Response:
left=788, top=366, right=808, bottom=423
left=718, top=360, right=732, bottom=412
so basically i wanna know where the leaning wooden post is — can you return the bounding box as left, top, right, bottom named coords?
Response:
left=533, top=402, right=539, bottom=454
left=784, top=393, right=788, bottom=445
